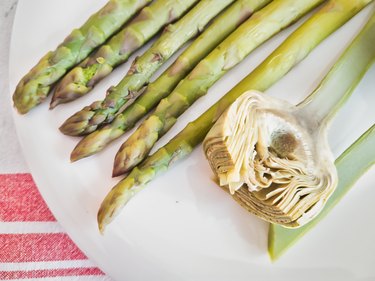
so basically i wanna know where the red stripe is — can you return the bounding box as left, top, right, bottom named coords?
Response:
left=0, top=233, right=88, bottom=262
left=0, top=173, right=55, bottom=222
left=0, top=267, right=104, bottom=279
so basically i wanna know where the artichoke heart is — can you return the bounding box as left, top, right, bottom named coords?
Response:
left=203, top=90, right=337, bottom=227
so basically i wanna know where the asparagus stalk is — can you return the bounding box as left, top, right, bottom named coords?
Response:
left=60, top=0, right=235, bottom=136
left=97, top=0, right=372, bottom=232
left=112, top=0, right=326, bottom=177
left=268, top=124, right=375, bottom=260
left=50, top=0, right=199, bottom=109
left=13, top=0, right=151, bottom=114
left=71, top=0, right=273, bottom=161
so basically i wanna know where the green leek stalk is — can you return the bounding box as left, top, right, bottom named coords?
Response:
left=13, top=0, right=152, bottom=114
left=97, top=0, right=372, bottom=232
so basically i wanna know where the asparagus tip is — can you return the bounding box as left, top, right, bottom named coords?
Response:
left=13, top=94, right=34, bottom=114
left=59, top=117, right=88, bottom=136
left=112, top=154, right=132, bottom=177
left=97, top=187, right=124, bottom=232
left=59, top=122, right=72, bottom=135
left=14, top=105, right=28, bottom=115
left=113, top=145, right=138, bottom=177
left=70, top=137, right=95, bottom=162
left=112, top=166, right=125, bottom=178
left=97, top=204, right=111, bottom=234
left=49, top=98, right=60, bottom=110
left=70, top=149, right=82, bottom=162
left=98, top=221, right=106, bottom=235
left=97, top=174, right=145, bottom=229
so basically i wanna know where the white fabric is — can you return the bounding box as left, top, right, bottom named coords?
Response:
left=0, top=0, right=28, bottom=173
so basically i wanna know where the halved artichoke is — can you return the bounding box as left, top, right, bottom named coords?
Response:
left=203, top=90, right=337, bottom=227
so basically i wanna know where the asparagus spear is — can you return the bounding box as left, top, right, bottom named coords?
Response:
left=12, top=0, right=151, bottom=114
left=268, top=124, right=375, bottom=260
left=60, top=0, right=235, bottom=136
left=97, top=0, right=372, bottom=232
left=112, top=0, right=325, bottom=177
left=50, top=0, right=199, bottom=109
left=70, top=0, right=273, bottom=161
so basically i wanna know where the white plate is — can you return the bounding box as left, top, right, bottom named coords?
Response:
left=9, top=1, right=375, bottom=280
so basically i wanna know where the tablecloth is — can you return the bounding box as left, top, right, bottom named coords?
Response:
left=0, top=1, right=111, bottom=280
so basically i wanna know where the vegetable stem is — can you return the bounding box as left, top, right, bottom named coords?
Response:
left=298, top=11, right=375, bottom=126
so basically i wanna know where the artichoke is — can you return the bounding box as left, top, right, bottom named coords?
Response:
left=203, top=90, right=337, bottom=228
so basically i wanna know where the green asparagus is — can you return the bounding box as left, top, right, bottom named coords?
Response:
left=112, top=0, right=325, bottom=177
left=70, top=0, right=273, bottom=162
left=13, top=0, right=151, bottom=114
left=60, top=0, right=235, bottom=136
left=97, top=0, right=372, bottom=232
left=50, top=0, right=198, bottom=109
left=269, top=124, right=375, bottom=260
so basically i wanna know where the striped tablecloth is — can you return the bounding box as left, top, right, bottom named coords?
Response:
left=0, top=174, right=110, bottom=280
left=0, top=1, right=111, bottom=280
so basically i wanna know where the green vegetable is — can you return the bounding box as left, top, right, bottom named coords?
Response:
left=97, top=0, right=373, bottom=232
left=50, top=0, right=199, bottom=108
left=13, top=0, right=151, bottom=114
left=70, top=0, right=273, bottom=161
left=268, top=124, right=375, bottom=260
left=60, top=0, right=235, bottom=136
left=112, top=0, right=326, bottom=177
